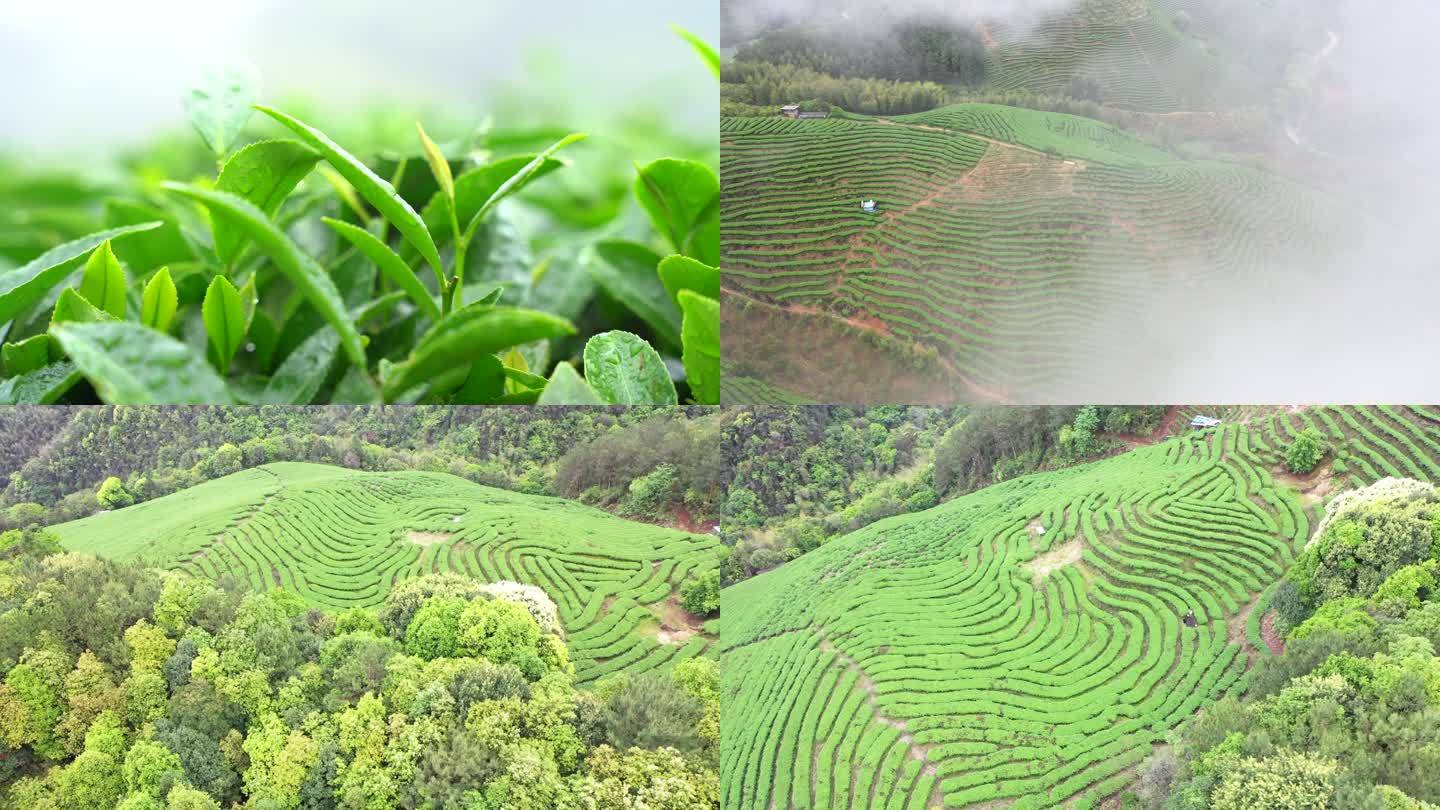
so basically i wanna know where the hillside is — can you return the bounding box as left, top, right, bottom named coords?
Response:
left=720, top=104, right=1360, bottom=403
left=51, top=462, right=722, bottom=685
left=719, top=405, right=1440, bottom=808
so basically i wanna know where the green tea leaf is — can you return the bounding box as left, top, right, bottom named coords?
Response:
left=2, top=334, right=51, bottom=376
left=256, top=105, right=444, bottom=277
left=670, top=24, right=721, bottom=79
left=678, top=289, right=720, bottom=404
left=536, top=361, right=603, bottom=405
left=657, top=254, right=720, bottom=306
left=161, top=183, right=367, bottom=370
left=460, top=133, right=587, bottom=246
left=238, top=274, right=259, bottom=332
left=501, top=365, right=548, bottom=391
left=381, top=306, right=575, bottom=400
left=416, top=122, right=454, bottom=201
left=141, top=267, right=179, bottom=333
left=52, top=288, right=117, bottom=326
left=78, top=241, right=127, bottom=318
left=633, top=158, right=719, bottom=265
left=0, top=223, right=161, bottom=326
left=213, top=139, right=321, bottom=264
left=262, top=327, right=339, bottom=404
left=589, top=241, right=682, bottom=348
left=202, top=275, right=246, bottom=375
left=323, top=217, right=442, bottom=322
left=582, top=330, right=677, bottom=405
left=452, top=355, right=505, bottom=404
left=425, top=154, right=566, bottom=245
left=50, top=321, right=234, bottom=404
left=184, top=63, right=260, bottom=157
left=0, top=362, right=81, bottom=405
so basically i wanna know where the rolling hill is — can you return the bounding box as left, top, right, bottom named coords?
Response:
left=721, top=104, right=1359, bottom=403
left=51, top=462, right=722, bottom=685
left=719, top=405, right=1440, bottom=808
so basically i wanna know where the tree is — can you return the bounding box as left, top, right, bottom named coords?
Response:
left=122, top=740, right=185, bottom=800
left=98, top=476, right=135, bottom=509
left=404, top=596, right=469, bottom=660
left=1210, top=749, right=1339, bottom=809
left=680, top=570, right=720, bottom=616
left=600, top=672, right=705, bottom=753
left=457, top=599, right=543, bottom=673
left=54, top=749, right=126, bottom=810
left=164, top=784, right=222, bottom=810
left=1287, top=428, right=1328, bottom=474
left=202, top=444, right=244, bottom=478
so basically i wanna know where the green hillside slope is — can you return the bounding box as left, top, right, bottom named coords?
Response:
left=721, top=104, right=1356, bottom=402
left=719, top=405, right=1440, bottom=808
left=52, top=462, right=722, bottom=685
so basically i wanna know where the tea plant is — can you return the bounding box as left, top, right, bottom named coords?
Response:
left=52, top=461, right=723, bottom=685
left=0, top=30, right=719, bottom=404
left=719, top=405, right=1440, bottom=808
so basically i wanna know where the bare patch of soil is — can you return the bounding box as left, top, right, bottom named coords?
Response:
left=669, top=505, right=718, bottom=534
left=1272, top=462, right=1334, bottom=505
left=648, top=594, right=708, bottom=646
left=1024, top=536, right=1085, bottom=583
left=1260, top=610, right=1285, bottom=656
left=406, top=530, right=452, bottom=547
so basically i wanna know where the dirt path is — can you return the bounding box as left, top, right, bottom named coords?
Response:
left=1102, top=405, right=1181, bottom=450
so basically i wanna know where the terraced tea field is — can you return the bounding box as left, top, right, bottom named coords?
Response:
left=984, top=0, right=1232, bottom=113
left=721, top=104, right=1354, bottom=403
left=52, top=462, right=721, bottom=684
left=720, top=405, right=1440, bottom=809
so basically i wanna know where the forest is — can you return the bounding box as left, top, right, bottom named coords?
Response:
left=0, top=407, right=722, bottom=534
left=0, top=540, right=719, bottom=808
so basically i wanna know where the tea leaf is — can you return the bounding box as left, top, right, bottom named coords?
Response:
left=416, top=122, right=454, bottom=201
left=452, top=355, right=505, bottom=404
left=50, top=321, right=235, bottom=404
left=381, top=306, right=575, bottom=400
left=202, top=276, right=246, bottom=375
left=670, top=24, right=721, bottom=79
left=161, top=183, right=367, bottom=370
left=536, top=361, right=602, bottom=405
left=256, top=105, right=444, bottom=277
left=657, top=254, right=720, bottom=306
left=184, top=62, right=260, bottom=157
left=0, top=362, right=81, bottom=405
left=78, top=241, right=127, bottom=318
left=2, top=334, right=51, bottom=377
left=262, top=327, right=339, bottom=404
left=52, top=289, right=117, bottom=326
left=0, top=223, right=161, bottom=325
left=632, top=158, right=720, bottom=265
left=678, top=289, right=720, bottom=404
left=582, top=330, right=677, bottom=405
left=141, top=267, right=179, bottom=333
left=213, top=139, right=321, bottom=264
left=323, top=218, right=442, bottom=322
left=590, top=241, right=681, bottom=348
left=238, top=274, right=259, bottom=332
left=425, top=154, right=566, bottom=244
left=461, top=133, right=587, bottom=246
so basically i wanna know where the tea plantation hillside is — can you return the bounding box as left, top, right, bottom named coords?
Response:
left=51, top=462, right=721, bottom=685
left=719, top=405, right=1440, bottom=809
left=721, top=105, right=1356, bottom=402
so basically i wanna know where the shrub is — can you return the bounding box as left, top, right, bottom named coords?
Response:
left=97, top=477, right=135, bottom=510
left=1287, top=428, right=1328, bottom=474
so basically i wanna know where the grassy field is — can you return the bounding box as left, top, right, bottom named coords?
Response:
left=719, top=405, right=1440, bottom=808
left=52, top=461, right=722, bottom=684
left=721, top=103, right=1353, bottom=403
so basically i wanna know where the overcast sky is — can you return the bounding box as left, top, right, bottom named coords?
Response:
left=0, top=0, right=717, bottom=156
